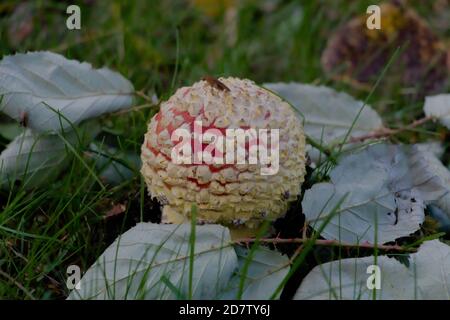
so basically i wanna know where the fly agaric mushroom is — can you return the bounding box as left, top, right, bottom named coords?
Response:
left=141, top=77, right=306, bottom=237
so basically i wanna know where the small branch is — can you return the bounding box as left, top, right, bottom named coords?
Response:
left=135, top=90, right=157, bottom=103
left=4, top=242, right=63, bottom=293
left=112, top=103, right=156, bottom=115
left=289, top=244, right=304, bottom=263
left=301, top=221, right=308, bottom=240
left=348, top=116, right=433, bottom=144
left=111, top=90, right=159, bottom=116
left=287, top=221, right=309, bottom=262
left=0, top=269, right=36, bottom=300
left=234, top=237, right=417, bottom=252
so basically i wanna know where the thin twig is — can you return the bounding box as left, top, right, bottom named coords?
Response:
left=348, top=116, right=433, bottom=144
left=234, top=237, right=417, bottom=252
left=0, top=269, right=36, bottom=300
left=5, top=242, right=63, bottom=292
left=112, top=103, right=156, bottom=115
left=135, top=90, right=156, bottom=103
left=111, top=90, right=159, bottom=115
left=288, top=221, right=309, bottom=262
left=289, top=244, right=304, bottom=263
left=302, top=221, right=308, bottom=240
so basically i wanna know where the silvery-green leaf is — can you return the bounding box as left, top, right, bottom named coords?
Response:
left=405, top=146, right=450, bottom=223
left=0, top=51, right=134, bottom=132
left=433, top=194, right=450, bottom=220
left=0, top=122, right=24, bottom=141
left=415, top=141, right=444, bottom=159
left=263, top=83, right=383, bottom=146
left=68, top=223, right=237, bottom=300
left=424, top=94, right=450, bottom=129
left=0, top=129, right=73, bottom=189
left=294, top=240, right=450, bottom=300
left=302, top=143, right=425, bottom=245
left=305, top=144, right=322, bottom=167
left=443, top=195, right=450, bottom=219
left=87, top=143, right=141, bottom=185
left=218, top=246, right=289, bottom=300
left=407, top=147, right=450, bottom=216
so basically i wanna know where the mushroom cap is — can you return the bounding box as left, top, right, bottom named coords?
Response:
left=141, top=77, right=306, bottom=233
